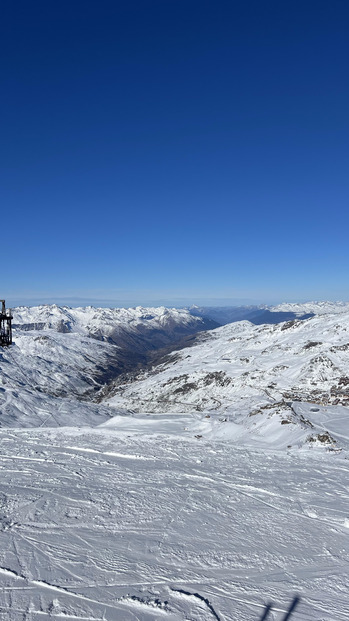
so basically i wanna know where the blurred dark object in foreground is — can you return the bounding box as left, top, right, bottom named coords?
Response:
left=259, top=596, right=300, bottom=620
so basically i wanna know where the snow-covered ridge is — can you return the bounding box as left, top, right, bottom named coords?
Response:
left=2, top=301, right=349, bottom=452
left=271, top=300, right=349, bottom=315
left=0, top=305, right=216, bottom=428
left=13, top=304, right=215, bottom=343
left=189, top=300, right=349, bottom=327
left=108, top=309, right=349, bottom=450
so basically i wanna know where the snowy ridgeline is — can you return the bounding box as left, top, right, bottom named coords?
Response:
left=189, top=300, right=349, bottom=326
left=0, top=303, right=348, bottom=620
left=12, top=304, right=215, bottom=337
left=0, top=305, right=214, bottom=427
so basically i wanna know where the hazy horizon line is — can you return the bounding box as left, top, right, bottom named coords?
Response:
left=5, top=296, right=349, bottom=310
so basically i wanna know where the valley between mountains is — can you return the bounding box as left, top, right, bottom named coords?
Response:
left=0, top=303, right=348, bottom=620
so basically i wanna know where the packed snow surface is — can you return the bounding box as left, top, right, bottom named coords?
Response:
left=0, top=416, right=348, bottom=620
left=0, top=303, right=348, bottom=619
left=0, top=417, right=349, bottom=621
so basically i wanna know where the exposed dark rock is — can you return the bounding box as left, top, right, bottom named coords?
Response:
left=281, top=320, right=300, bottom=331
left=330, top=343, right=349, bottom=352
left=13, top=323, right=46, bottom=331
left=56, top=320, right=72, bottom=333
left=202, top=371, right=231, bottom=387
left=173, top=382, right=198, bottom=395
left=303, top=341, right=322, bottom=350
left=307, top=431, right=336, bottom=445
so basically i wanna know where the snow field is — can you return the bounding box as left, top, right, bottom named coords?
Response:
left=0, top=422, right=348, bottom=620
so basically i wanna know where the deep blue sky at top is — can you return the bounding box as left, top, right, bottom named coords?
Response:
left=1, top=0, right=348, bottom=306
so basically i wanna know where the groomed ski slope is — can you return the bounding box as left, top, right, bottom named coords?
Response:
left=0, top=409, right=348, bottom=620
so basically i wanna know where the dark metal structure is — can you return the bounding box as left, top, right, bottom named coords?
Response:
left=0, top=300, right=12, bottom=346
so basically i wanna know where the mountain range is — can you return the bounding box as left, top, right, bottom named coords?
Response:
left=0, top=301, right=348, bottom=620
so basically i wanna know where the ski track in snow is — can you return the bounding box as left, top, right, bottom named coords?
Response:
left=0, top=427, right=347, bottom=620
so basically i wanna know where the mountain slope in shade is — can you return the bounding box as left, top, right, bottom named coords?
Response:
left=189, top=301, right=349, bottom=327
left=189, top=304, right=314, bottom=326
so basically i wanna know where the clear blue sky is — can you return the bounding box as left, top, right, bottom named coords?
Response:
left=1, top=0, right=348, bottom=307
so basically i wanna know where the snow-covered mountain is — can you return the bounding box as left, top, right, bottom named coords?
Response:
left=13, top=304, right=218, bottom=350
left=0, top=303, right=349, bottom=620
left=6, top=303, right=349, bottom=444
left=0, top=305, right=216, bottom=427
left=189, top=300, right=349, bottom=326
left=107, top=309, right=349, bottom=450
left=272, top=300, right=349, bottom=315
